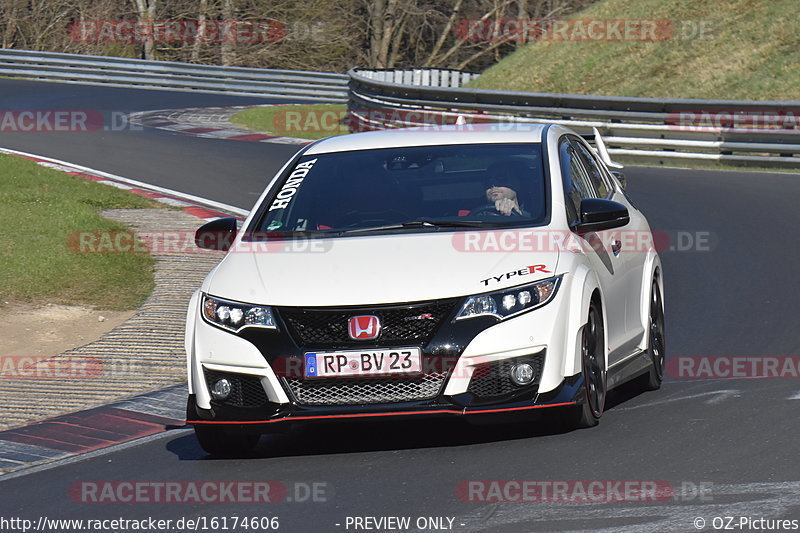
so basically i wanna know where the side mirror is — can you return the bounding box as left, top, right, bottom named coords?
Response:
left=575, top=199, right=629, bottom=232
left=195, top=217, right=238, bottom=251
left=611, top=170, right=626, bottom=190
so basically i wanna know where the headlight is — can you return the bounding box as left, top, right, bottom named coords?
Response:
left=201, top=294, right=277, bottom=333
left=455, top=276, right=562, bottom=321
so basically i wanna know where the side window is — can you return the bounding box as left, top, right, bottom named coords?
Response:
left=559, top=138, right=593, bottom=225
left=571, top=139, right=612, bottom=199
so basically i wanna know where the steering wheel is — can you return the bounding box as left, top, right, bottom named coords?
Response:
left=335, top=209, right=408, bottom=228
left=467, top=204, right=504, bottom=217
left=467, top=204, right=527, bottom=218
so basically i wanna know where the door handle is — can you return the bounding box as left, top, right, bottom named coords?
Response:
left=611, top=240, right=622, bottom=256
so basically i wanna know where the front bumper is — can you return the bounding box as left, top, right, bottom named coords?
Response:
left=187, top=282, right=581, bottom=427
left=187, top=374, right=583, bottom=429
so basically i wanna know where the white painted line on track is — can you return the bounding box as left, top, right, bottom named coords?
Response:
left=0, top=146, right=250, bottom=217
left=612, top=389, right=741, bottom=411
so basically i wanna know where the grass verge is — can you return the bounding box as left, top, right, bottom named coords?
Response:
left=468, top=0, right=800, bottom=100
left=230, top=103, right=349, bottom=140
left=0, top=154, right=159, bottom=310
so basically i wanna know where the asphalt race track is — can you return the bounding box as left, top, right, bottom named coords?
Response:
left=1, top=78, right=800, bottom=533
left=0, top=79, right=302, bottom=208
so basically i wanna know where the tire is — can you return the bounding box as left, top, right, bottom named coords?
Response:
left=194, top=425, right=260, bottom=457
left=642, top=279, right=666, bottom=391
left=571, top=301, right=607, bottom=428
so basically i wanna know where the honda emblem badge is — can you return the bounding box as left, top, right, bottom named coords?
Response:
left=348, top=315, right=380, bottom=340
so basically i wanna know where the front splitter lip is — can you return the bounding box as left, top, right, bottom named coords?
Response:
left=188, top=401, right=577, bottom=425
left=187, top=375, right=583, bottom=426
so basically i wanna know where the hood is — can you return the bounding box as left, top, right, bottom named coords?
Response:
left=204, top=231, right=560, bottom=307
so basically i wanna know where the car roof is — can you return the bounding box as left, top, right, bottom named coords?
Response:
left=304, top=123, right=547, bottom=155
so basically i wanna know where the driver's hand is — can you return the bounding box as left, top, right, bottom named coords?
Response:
left=495, top=197, right=522, bottom=216
left=486, top=186, right=523, bottom=216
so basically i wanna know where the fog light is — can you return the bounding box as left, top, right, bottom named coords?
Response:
left=510, top=363, right=535, bottom=386
left=211, top=378, right=232, bottom=400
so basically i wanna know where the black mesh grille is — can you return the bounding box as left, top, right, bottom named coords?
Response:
left=467, top=354, right=544, bottom=398
left=204, top=369, right=269, bottom=408
left=284, top=373, right=448, bottom=405
left=278, top=299, right=457, bottom=348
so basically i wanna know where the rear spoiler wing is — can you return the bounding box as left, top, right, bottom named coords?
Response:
left=580, top=127, right=624, bottom=169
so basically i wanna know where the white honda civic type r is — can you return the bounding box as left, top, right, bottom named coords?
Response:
left=185, top=123, right=665, bottom=455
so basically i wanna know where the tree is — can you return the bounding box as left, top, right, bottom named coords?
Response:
left=131, top=0, right=157, bottom=60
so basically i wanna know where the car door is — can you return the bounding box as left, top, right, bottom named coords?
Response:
left=591, top=153, right=650, bottom=348
left=559, top=136, right=629, bottom=362
left=571, top=137, right=650, bottom=357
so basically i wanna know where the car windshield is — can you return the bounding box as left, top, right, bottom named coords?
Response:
left=254, top=142, right=547, bottom=236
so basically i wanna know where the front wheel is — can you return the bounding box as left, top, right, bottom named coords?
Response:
left=570, top=301, right=607, bottom=428
left=194, top=425, right=260, bottom=457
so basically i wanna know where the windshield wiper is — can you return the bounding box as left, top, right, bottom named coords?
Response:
left=338, top=219, right=507, bottom=235
left=248, top=229, right=327, bottom=239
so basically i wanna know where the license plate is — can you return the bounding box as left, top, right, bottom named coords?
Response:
left=304, top=348, right=422, bottom=378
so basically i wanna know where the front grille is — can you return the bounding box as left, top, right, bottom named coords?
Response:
left=284, top=373, right=448, bottom=405
left=204, top=369, right=269, bottom=408
left=278, top=299, right=457, bottom=348
left=467, top=354, right=544, bottom=398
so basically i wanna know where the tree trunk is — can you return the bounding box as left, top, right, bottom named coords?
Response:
left=191, top=0, right=208, bottom=62
left=515, top=0, right=528, bottom=47
left=366, top=0, right=385, bottom=68
left=132, top=0, right=157, bottom=60
left=220, top=0, right=235, bottom=66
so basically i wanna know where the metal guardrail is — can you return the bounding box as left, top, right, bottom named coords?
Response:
left=348, top=68, right=800, bottom=168
left=356, top=69, right=479, bottom=88
left=0, top=48, right=348, bottom=102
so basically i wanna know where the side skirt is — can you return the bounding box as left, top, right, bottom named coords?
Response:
left=607, top=349, right=651, bottom=389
